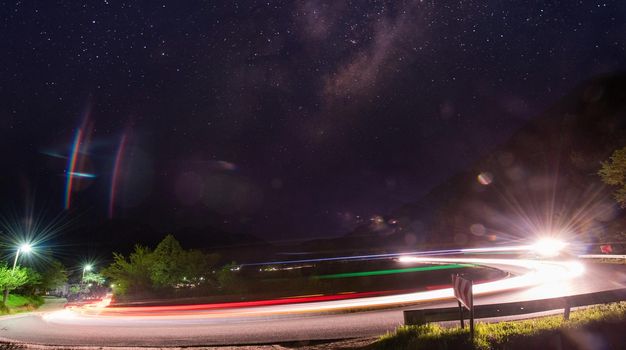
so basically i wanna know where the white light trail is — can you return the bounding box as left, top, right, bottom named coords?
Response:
left=42, top=255, right=586, bottom=326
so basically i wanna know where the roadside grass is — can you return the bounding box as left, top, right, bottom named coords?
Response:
left=371, top=301, right=626, bottom=350
left=0, top=294, right=45, bottom=315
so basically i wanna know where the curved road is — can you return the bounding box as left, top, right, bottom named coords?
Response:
left=2, top=257, right=626, bottom=347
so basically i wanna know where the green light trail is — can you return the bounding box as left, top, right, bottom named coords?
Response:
left=314, top=263, right=475, bottom=279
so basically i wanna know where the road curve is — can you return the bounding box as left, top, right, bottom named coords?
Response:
left=1, top=258, right=626, bottom=347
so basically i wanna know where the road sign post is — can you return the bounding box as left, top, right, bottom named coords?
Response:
left=458, top=301, right=464, bottom=328
left=452, top=274, right=474, bottom=339
left=469, top=295, right=474, bottom=338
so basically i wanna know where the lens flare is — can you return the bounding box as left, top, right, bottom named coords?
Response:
left=69, top=172, right=96, bottom=178
left=64, top=129, right=83, bottom=210
left=477, top=172, right=493, bottom=185
left=109, top=133, right=127, bottom=219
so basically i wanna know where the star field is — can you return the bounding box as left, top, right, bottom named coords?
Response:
left=1, top=0, right=625, bottom=241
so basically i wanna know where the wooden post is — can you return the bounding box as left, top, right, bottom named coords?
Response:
left=458, top=301, right=465, bottom=328
left=563, top=299, right=570, bottom=321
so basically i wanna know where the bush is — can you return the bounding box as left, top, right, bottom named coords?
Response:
left=0, top=294, right=44, bottom=315
left=103, top=235, right=220, bottom=299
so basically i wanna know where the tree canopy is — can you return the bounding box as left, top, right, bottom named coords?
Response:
left=103, top=235, right=219, bottom=297
left=102, top=245, right=153, bottom=296
left=599, top=146, right=626, bottom=207
left=0, top=265, right=30, bottom=303
left=36, top=260, right=68, bottom=291
left=83, top=272, right=106, bottom=285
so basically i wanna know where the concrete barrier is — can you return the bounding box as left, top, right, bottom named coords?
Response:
left=404, top=288, right=626, bottom=325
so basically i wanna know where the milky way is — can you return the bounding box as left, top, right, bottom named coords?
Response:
left=1, top=1, right=625, bottom=241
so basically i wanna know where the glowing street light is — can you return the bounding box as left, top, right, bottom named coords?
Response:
left=82, top=264, right=93, bottom=283
left=12, top=243, right=33, bottom=270
left=4, top=243, right=34, bottom=303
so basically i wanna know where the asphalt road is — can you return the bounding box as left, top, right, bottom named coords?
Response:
left=1, top=260, right=626, bottom=347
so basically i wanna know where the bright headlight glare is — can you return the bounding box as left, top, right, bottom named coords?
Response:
left=533, top=238, right=567, bottom=257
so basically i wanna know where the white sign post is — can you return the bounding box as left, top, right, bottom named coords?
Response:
left=452, top=274, right=474, bottom=338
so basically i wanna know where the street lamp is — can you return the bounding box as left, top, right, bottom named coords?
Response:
left=4, top=243, right=33, bottom=303
left=12, top=243, right=33, bottom=270
left=82, top=264, right=93, bottom=282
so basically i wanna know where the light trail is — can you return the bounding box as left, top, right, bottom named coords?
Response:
left=314, top=263, right=474, bottom=279
left=66, top=291, right=389, bottom=315
left=241, top=243, right=557, bottom=268
left=242, top=247, right=513, bottom=267
left=42, top=254, right=586, bottom=326
left=64, top=129, right=82, bottom=210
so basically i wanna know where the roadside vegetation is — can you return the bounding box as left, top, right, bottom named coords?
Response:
left=0, top=259, right=67, bottom=315
left=102, top=234, right=222, bottom=300
left=102, top=234, right=321, bottom=301
left=102, top=235, right=503, bottom=303
left=372, top=302, right=626, bottom=350
left=4, top=294, right=44, bottom=310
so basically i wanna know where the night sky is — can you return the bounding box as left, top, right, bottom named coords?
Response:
left=1, top=1, right=625, bottom=243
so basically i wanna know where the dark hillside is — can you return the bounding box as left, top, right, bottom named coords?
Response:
left=336, top=73, right=626, bottom=251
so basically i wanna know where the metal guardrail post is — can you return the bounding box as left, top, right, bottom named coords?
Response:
left=469, top=299, right=475, bottom=341
left=452, top=274, right=474, bottom=338
left=458, top=301, right=464, bottom=328
left=578, top=254, right=626, bottom=259
left=403, top=288, right=626, bottom=326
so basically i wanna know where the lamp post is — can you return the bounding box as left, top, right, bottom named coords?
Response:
left=80, top=264, right=93, bottom=299
left=4, top=243, right=33, bottom=304
left=12, top=243, right=32, bottom=270
left=82, top=264, right=93, bottom=283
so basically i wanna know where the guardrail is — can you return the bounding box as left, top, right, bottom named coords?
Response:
left=579, top=255, right=626, bottom=259
left=404, top=288, right=626, bottom=325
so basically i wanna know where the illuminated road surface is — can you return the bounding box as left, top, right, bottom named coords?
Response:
left=1, top=257, right=626, bottom=346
